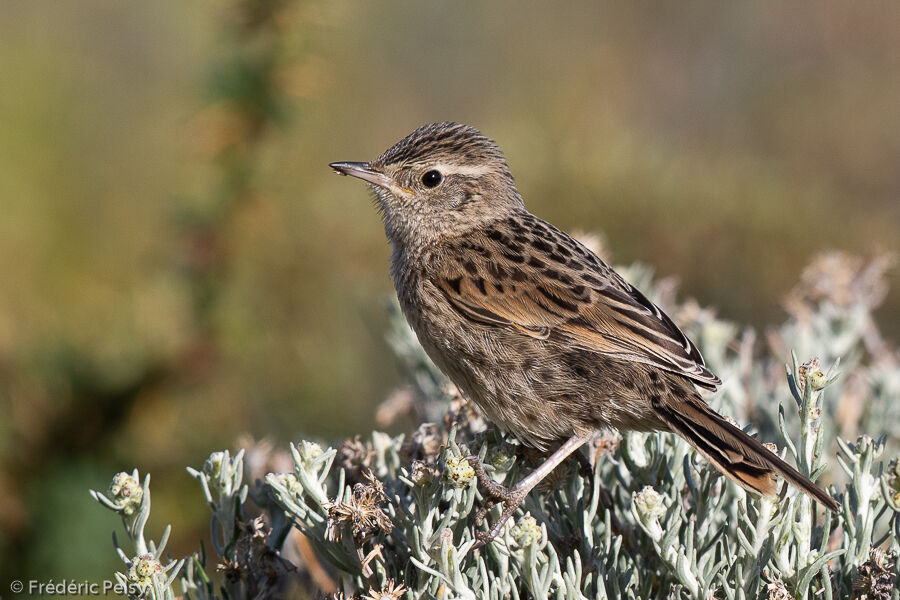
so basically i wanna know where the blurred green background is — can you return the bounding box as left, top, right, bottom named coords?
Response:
left=1, top=0, right=898, bottom=587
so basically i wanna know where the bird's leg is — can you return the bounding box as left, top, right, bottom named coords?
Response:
left=466, top=431, right=594, bottom=548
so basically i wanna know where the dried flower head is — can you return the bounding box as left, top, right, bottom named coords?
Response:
left=325, top=471, right=393, bottom=543
left=108, top=472, right=143, bottom=516
left=853, top=547, right=896, bottom=600
left=362, top=578, right=408, bottom=600
left=765, top=576, right=791, bottom=600
left=359, top=470, right=386, bottom=499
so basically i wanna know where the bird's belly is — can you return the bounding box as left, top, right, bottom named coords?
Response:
left=402, top=297, right=664, bottom=448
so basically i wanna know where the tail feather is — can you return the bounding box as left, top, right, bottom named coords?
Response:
left=654, top=395, right=840, bottom=512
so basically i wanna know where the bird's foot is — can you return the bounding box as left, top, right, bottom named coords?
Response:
left=465, top=455, right=528, bottom=549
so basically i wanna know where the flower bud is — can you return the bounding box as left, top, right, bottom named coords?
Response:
left=274, top=473, right=302, bottom=495
left=299, top=441, right=324, bottom=467
left=511, top=515, right=543, bottom=548
left=108, top=472, right=143, bottom=516
left=854, top=435, right=875, bottom=456
left=410, top=460, right=434, bottom=486
left=486, top=445, right=515, bottom=473
left=442, top=455, right=474, bottom=487
left=203, top=452, right=226, bottom=479
left=799, top=358, right=827, bottom=391
left=128, top=554, right=163, bottom=589
left=633, top=486, right=666, bottom=521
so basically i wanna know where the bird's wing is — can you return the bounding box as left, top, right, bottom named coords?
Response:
left=431, top=227, right=721, bottom=390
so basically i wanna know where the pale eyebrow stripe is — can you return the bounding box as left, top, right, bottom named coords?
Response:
left=430, top=162, right=494, bottom=177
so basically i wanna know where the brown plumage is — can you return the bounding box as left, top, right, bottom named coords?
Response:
left=330, top=122, right=839, bottom=544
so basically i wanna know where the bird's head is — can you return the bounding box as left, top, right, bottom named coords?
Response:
left=330, top=122, right=524, bottom=248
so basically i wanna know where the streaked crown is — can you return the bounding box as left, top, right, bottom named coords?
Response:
left=371, top=122, right=507, bottom=170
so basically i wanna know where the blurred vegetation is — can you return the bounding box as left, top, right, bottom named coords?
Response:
left=0, top=0, right=898, bottom=587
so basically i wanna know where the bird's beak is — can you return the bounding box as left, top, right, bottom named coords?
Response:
left=329, top=162, right=392, bottom=189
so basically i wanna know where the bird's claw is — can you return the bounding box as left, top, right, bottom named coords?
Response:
left=464, top=454, right=527, bottom=548
left=472, top=530, right=492, bottom=550
left=464, top=455, right=517, bottom=501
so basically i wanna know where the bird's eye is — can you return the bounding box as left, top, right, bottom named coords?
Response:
left=421, top=170, right=443, bottom=188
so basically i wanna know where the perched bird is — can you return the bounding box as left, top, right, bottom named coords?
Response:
left=330, top=122, right=839, bottom=546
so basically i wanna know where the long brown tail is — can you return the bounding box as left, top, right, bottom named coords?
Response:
left=654, top=395, right=840, bottom=512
